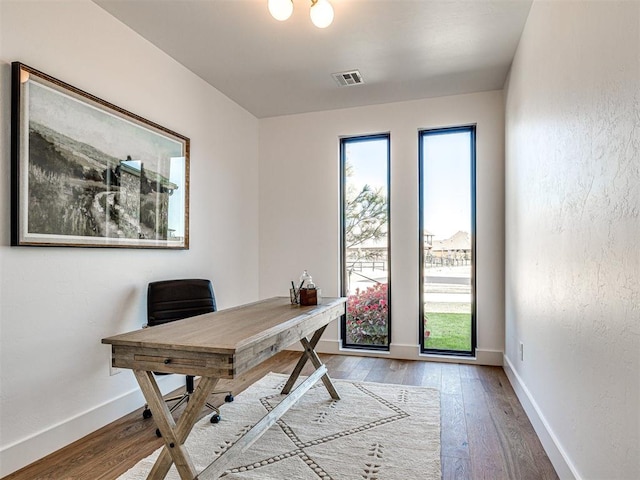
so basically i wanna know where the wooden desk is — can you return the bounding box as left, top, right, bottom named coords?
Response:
left=102, top=296, right=346, bottom=480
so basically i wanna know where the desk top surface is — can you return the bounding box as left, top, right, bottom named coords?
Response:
left=102, top=296, right=346, bottom=355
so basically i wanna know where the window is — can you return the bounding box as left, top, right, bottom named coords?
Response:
left=340, top=134, right=390, bottom=349
left=419, top=126, right=476, bottom=355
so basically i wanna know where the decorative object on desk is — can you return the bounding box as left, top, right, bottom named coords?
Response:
left=290, top=270, right=315, bottom=305
left=299, top=287, right=318, bottom=306
left=289, top=282, right=299, bottom=305
left=10, top=62, right=189, bottom=248
left=299, top=269, right=313, bottom=288
left=298, top=269, right=319, bottom=306
left=119, top=372, right=441, bottom=480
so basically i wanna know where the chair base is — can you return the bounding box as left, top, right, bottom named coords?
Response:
left=142, top=375, right=234, bottom=430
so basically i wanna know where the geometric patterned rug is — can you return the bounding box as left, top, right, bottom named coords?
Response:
left=119, top=373, right=441, bottom=479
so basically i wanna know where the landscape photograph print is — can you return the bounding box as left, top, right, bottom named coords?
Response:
left=11, top=62, right=189, bottom=248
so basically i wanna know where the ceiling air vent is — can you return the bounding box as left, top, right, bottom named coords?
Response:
left=332, top=70, right=364, bottom=87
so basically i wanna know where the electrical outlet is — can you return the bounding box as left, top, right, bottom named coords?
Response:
left=519, top=342, right=524, bottom=361
left=109, top=349, right=122, bottom=376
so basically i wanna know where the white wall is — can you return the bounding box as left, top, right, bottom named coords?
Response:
left=259, top=91, right=505, bottom=364
left=504, top=1, right=640, bottom=479
left=0, top=1, right=259, bottom=475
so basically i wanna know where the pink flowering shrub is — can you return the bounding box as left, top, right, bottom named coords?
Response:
left=346, top=283, right=388, bottom=345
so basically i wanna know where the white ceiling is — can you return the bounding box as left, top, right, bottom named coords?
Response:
left=94, top=0, right=532, bottom=118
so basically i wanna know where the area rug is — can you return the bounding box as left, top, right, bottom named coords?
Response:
left=119, top=373, right=441, bottom=479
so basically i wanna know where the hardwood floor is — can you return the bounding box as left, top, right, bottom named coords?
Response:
left=2, top=352, right=558, bottom=480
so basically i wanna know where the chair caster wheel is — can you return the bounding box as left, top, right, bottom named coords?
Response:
left=225, top=394, right=234, bottom=403
left=210, top=414, right=221, bottom=424
left=142, top=408, right=152, bottom=419
left=156, top=428, right=162, bottom=438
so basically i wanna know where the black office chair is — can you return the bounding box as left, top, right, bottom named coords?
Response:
left=141, top=279, right=233, bottom=431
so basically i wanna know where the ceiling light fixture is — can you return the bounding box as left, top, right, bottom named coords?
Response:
left=268, top=0, right=294, bottom=21
left=309, top=0, right=334, bottom=28
left=268, top=0, right=334, bottom=28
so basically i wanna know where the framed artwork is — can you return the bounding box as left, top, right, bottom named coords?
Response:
left=10, top=62, right=189, bottom=248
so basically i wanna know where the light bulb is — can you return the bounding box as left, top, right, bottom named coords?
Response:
left=310, top=0, right=334, bottom=28
left=268, top=0, right=293, bottom=21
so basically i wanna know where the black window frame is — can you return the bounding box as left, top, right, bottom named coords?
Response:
left=340, top=133, right=391, bottom=351
left=418, top=125, right=477, bottom=356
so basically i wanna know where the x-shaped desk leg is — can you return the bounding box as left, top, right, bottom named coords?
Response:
left=281, top=325, right=340, bottom=400
left=134, top=370, right=220, bottom=480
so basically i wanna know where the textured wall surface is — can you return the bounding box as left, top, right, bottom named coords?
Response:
left=504, top=1, right=640, bottom=478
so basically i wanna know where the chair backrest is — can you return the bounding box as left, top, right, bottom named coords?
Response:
left=147, top=279, right=216, bottom=327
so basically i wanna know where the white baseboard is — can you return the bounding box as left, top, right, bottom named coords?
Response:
left=473, top=348, right=504, bottom=365
left=503, top=355, right=581, bottom=480
left=0, top=375, right=183, bottom=477
left=288, top=339, right=503, bottom=366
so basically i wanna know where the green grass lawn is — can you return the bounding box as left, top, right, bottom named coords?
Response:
left=424, top=312, right=471, bottom=351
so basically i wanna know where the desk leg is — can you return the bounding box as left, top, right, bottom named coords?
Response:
left=281, top=325, right=340, bottom=400
left=134, top=370, right=219, bottom=480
